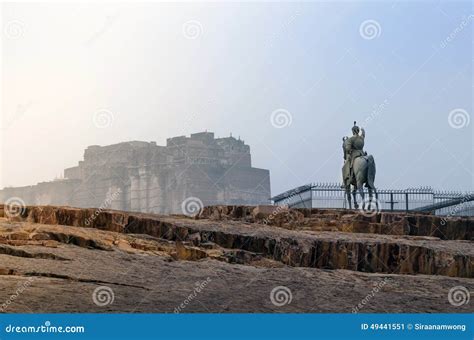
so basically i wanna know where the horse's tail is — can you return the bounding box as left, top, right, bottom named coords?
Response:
left=367, top=155, right=376, bottom=189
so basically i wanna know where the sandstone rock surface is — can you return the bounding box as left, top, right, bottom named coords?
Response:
left=0, top=204, right=472, bottom=313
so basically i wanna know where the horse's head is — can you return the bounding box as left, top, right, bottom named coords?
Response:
left=341, top=136, right=349, bottom=162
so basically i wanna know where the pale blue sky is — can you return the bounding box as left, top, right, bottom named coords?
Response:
left=1, top=1, right=472, bottom=195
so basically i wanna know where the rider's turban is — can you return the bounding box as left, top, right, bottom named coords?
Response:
left=352, top=121, right=360, bottom=134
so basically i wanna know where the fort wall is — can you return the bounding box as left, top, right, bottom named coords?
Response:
left=0, top=132, right=271, bottom=214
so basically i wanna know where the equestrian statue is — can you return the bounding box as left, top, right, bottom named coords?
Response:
left=342, top=121, right=377, bottom=210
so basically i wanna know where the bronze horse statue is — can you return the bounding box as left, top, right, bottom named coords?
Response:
left=342, top=137, right=377, bottom=210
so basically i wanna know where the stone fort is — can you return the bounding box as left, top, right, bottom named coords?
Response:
left=0, top=132, right=271, bottom=214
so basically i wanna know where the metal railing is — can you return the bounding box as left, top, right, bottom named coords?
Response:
left=271, top=183, right=474, bottom=216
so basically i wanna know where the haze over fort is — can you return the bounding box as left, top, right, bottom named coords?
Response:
left=2, top=1, right=472, bottom=195
left=0, top=132, right=271, bottom=213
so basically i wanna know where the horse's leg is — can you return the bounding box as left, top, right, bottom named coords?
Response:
left=352, top=185, right=358, bottom=209
left=358, top=186, right=365, bottom=209
left=367, top=186, right=373, bottom=211
left=369, top=183, right=377, bottom=211
left=345, top=185, right=352, bottom=209
left=357, top=177, right=365, bottom=210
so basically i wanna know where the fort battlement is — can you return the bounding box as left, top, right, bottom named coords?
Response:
left=0, top=132, right=270, bottom=214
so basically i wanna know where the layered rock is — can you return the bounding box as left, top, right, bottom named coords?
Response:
left=1, top=204, right=472, bottom=278
left=0, top=204, right=473, bottom=313
left=200, top=206, right=473, bottom=240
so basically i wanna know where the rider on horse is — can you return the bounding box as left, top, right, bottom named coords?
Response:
left=343, top=121, right=366, bottom=184
left=342, top=121, right=376, bottom=210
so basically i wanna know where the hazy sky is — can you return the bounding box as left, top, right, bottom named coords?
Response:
left=1, top=1, right=472, bottom=196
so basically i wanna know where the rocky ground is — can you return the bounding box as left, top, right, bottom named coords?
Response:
left=0, top=204, right=472, bottom=313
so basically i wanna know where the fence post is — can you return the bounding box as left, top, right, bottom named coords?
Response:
left=390, top=193, right=394, bottom=211
left=405, top=193, right=409, bottom=212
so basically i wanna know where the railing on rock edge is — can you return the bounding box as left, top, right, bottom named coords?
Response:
left=271, top=183, right=474, bottom=216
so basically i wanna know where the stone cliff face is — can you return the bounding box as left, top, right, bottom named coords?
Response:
left=0, top=132, right=271, bottom=214
left=0, top=204, right=472, bottom=313
left=3, top=204, right=471, bottom=278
